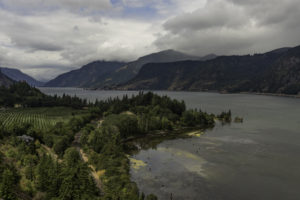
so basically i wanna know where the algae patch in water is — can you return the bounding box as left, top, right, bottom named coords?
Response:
left=187, top=130, right=204, bottom=137
left=157, top=147, right=208, bottom=177
left=130, top=158, right=147, bottom=170
left=157, top=147, right=202, bottom=161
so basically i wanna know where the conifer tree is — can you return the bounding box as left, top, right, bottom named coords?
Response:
left=0, top=169, right=17, bottom=200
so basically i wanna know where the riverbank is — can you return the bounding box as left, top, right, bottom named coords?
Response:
left=238, top=91, right=300, bottom=98
left=79, top=87, right=300, bottom=99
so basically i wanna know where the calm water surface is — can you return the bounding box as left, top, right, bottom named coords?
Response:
left=40, top=88, right=300, bottom=200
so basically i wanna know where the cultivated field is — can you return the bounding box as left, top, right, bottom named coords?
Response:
left=0, top=107, right=88, bottom=130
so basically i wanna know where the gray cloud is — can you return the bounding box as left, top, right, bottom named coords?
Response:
left=0, top=11, right=65, bottom=52
left=0, top=0, right=300, bottom=80
left=0, top=8, right=160, bottom=80
left=155, top=0, right=300, bottom=56
left=0, top=0, right=112, bottom=14
left=164, top=1, right=247, bottom=32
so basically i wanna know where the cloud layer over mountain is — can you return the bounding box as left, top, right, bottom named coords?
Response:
left=0, top=0, right=299, bottom=80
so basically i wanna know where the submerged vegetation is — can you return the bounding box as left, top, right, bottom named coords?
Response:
left=0, top=82, right=237, bottom=199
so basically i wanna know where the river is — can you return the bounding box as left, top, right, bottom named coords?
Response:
left=40, top=88, right=300, bottom=200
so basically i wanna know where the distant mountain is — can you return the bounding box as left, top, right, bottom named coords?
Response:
left=105, top=49, right=203, bottom=86
left=0, top=70, right=14, bottom=87
left=45, top=49, right=210, bottom=88
left=119, top=46, right=300, bottom=95
left=45, top=61, right=126, bottom=87
left=0, top=67, right=44, bottom=86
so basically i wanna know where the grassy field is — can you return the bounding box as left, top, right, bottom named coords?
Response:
left=0, top=107, right=89, bottom=130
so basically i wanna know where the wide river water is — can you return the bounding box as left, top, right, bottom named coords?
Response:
left=40, top=88, right=300, bottom=200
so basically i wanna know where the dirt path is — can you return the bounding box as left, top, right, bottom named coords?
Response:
left=41, top=144, right=61, bottom=162
left=73, top=131, right=103, bottom=193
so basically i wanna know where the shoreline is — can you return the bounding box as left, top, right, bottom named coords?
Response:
left=89, top=89, right=300, bottom=99
left=40, top=87, right=300, bottom=99
left=238, top=91, right=300, bottom=98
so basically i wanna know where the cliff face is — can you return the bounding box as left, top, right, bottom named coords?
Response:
left=119, top=46, right=300, bottom=95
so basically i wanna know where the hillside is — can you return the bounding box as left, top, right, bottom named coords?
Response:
left=0, top=67, right=44, bottom=86
left=259, top=46, right=300, bottom=94
left=0, top=70, right=14, bottom=87
left=44, top=61, right=126, bottom=87
left=104, top=49, right=206, bottom=87
left=119, top=46, right=300, bottom=95
left=45, top=50, right=211, bottom=88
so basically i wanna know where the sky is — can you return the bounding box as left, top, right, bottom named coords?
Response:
left=0, top=0, right=300, bottom=81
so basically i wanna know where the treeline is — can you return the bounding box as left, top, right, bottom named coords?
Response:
left=91, top=91, right=215, bottom=134
left=0, top=82, right=87, bottom=108
left=217, top=110, right=232, bottom=123
left=93, top=92, right=186, bottom=116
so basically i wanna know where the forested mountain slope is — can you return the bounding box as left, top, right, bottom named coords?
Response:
left=0, top=70, right=14, bottom=87
left=45, top=50, right=211, bottom=88
left=45, top=61, right=126, bottom=88
left=0, top=67, right=44, bottom=86
left=119, top=46, right=300, bottom=95
left=102, top=49, right=206, bottom=87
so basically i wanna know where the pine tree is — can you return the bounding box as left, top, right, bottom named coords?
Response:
left=47, top=160, right=61, bottom=199
left=0, top=169, right=17, bottom=200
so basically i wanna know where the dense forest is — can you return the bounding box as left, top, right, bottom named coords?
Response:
left=0, top=82, right=87, bottom=108
left=0, top=83, right=232, bottom=199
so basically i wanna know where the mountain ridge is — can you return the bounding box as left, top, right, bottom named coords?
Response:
left=0, top=67, right=44, bottom=86
left=118, top=46, right=300, bottom=95
left=45, top=49, right=209, bottom=88
left=45, top=61, right=126, bottom=87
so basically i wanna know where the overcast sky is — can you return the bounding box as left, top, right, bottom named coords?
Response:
left=0, top=0, right=299, bottom=81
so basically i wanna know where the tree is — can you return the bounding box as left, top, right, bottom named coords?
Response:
left=63, top=148, right=81, bottom=167
left=35, top=155, right=54, bottom=191
left=53, top=136, right=69, bottom=156
left=24, top=155, right=37, bottom=181
left=146, top=194, right=158, bottom=200
left=58, top=148, right=98, bottom=199
left=0, top=169, right=17, bottom=200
